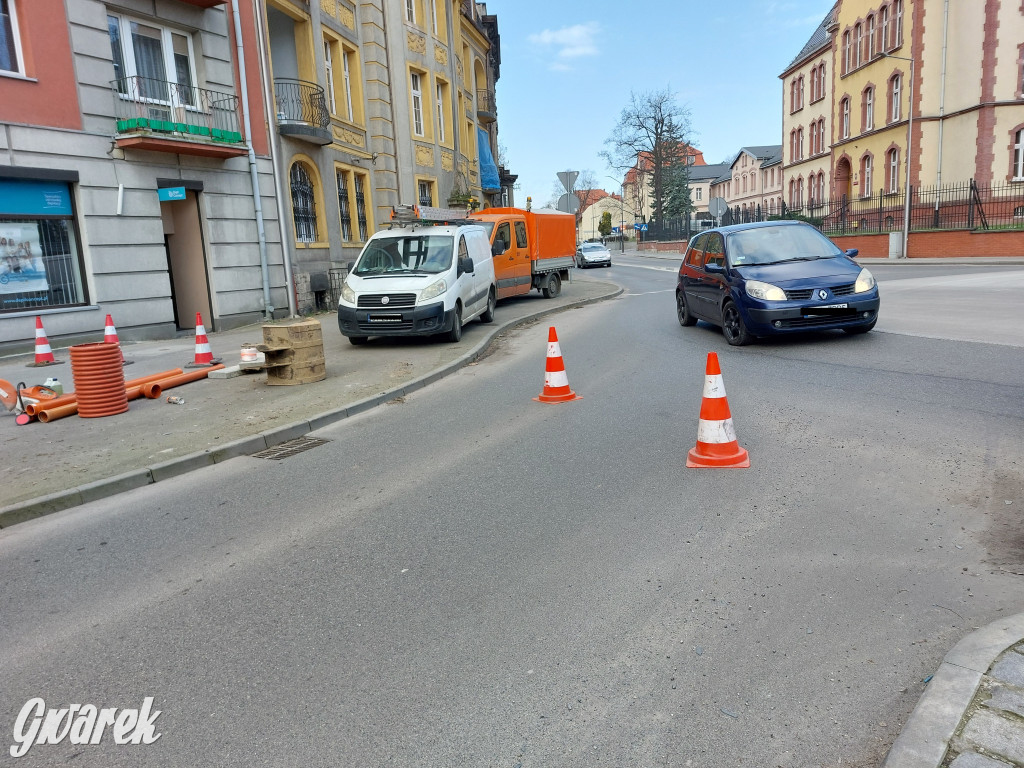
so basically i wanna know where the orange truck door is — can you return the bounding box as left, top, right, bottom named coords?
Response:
left=511, top=219, right=531, bottom=295
left=492, top=221, right=517, bottom=299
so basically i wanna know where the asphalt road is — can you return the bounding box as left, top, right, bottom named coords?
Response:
left=1, top=261, right=1022, bottom=767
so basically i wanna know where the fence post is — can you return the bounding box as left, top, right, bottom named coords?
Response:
left=967, top=179, right=975, bottom=230
left=878, top=188, right=883, bottom=232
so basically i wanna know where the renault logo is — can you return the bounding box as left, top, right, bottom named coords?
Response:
left=381, top=296, right=390, bottom=305
left=817, top=289, right=828, bottom=300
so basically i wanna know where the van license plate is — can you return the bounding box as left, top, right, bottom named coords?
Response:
left=367, top=314, right=402, bottom=323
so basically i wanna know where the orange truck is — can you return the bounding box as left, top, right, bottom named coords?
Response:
left=470, top=207, right=576, bottom=299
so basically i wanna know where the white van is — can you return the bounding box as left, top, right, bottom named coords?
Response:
left=337, top=219, right=497, bottom=344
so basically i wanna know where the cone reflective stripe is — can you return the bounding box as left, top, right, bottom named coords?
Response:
left=30, top=316, right=58, bottom=365
left=533, top=326, right=581, bottom=403
left=103, top=313, right=127, bottom=364
left=686, top=352, right=749, bottom=468
left=192, top=312, right=213, bottom=365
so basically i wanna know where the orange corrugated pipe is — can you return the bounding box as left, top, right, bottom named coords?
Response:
left=142, top=364, right=225, bottom=399
left=26, top=368, right=183, bottom=416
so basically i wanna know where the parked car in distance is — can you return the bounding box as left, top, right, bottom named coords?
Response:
left=676, top=220, right=880, bottom=346
left=577, top=242, right=612, bottom=269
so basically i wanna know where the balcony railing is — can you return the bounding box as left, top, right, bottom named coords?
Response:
left=476, top=89, right=496, bottom=123
left=111, top=76, right=245, bottom=157
left=274, top=78, right=331, bottom=145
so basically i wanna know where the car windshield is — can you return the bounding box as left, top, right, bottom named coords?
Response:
left=582, top=243, right=606, bottom=251
left=727, top=226, right=842, bottom=266
left=353, top=234, right=454, bottom=275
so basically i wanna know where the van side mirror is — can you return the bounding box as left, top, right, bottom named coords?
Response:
left=491, top=239, right=507, bottom=256
left=458, top=256, right=474, bottom=276
left=346, top=261, right=355, bottom=272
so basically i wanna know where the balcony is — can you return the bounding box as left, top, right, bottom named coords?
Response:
left=476, top=89, right=496, bottom=123
left=274, top=79, right=331, bottom=145
left=111, top=77, right=247, bottom=159
left=176, top=0, right=227, bottom=6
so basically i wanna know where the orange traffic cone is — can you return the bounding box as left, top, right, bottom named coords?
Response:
left=186, top=312, right=218, bottom=367
left=533, top=326, right=581, bottom=403
left=686, top=352, right=749, bottom=468
left=28, top=316, right=61, bottom=367
left=103, top=313, right=131, bottom=365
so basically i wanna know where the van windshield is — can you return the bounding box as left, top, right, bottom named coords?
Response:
left=353, top=234, right=454, bottom=275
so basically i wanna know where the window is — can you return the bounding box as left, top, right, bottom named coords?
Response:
left=881, top=5, right=890, bottom=52
left=0, top=177, right=89, bottom=313
left=789, top=179, right=795, bottom=206
left=798, top=127, right=804, bottom=160
left=323, top=39, right=337, bottom=115
left=336, top=169, right=352, bottom=242
left=405, top=0, right=416, bottom=24
left=819, top=119, right=826, bottom=154
left=843, top=31, right=851, bottom=73
left=108, top=14, right=197, bottom=106
left=841, top=98, right=850, bottom=139
left=894, top=0, right=903, bottom=48
left=0, top=0, right=23, bottom=75
left=695, top=187, right=703, bottom=201
left=431, top=0, right=438, bottom=35
left=418, top=179, right=434, bottom=206
left=1014, top=130, right=1024, bottom=180
left=819, top=63, right=826, bottom=100
left=797, top=177, right=804, bottom=207
left=798, top=76, right=805, bottom=109
left=410, top=71, right=424, bottom=136
left=888, top=148, right=900, bottom=192
left=435, top=81, right=445, bottom=143
left=342, top=49, right=354, bottom=121
left=855, top=24, right=863, bottom=68
left=514, top=221, right=527, bottom=247
left=818, top=172, right=826, bottom=203
left=290, top=163, right=318, bottom=243
left=354, top=173, right=368, bottom=241
left=861, top=155, right=873, bottom=197
left=864, top=87, right=874, bottom=131
left=890, top=75, right=902, bottom=121
left=868, top=15, right=876, bottom=58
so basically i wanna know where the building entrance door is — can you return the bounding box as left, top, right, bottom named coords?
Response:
left=160, top=190, right=211, bottom=331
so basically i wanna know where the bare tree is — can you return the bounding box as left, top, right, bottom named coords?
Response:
left=573, top=169, right=599, bottom=231
left=602, top=89, right=693, bottom=227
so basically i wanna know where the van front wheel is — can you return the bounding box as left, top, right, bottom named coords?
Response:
left=446, top=304, right=463, bottom=342
left=542, top=273, right=561, bottom=298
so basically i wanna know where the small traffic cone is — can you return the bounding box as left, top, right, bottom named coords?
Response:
left=186, top=312, right=220, bottom=367
left=103, top=313, right=132, bottom=365
left=533, top=326, right=581, bottom=403
left=28, top=316, right=61, bottom=367
left=686, top=352, right=749, bottom=468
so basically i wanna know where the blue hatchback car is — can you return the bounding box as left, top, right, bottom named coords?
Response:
left=676, top=220, right=880, bottom=345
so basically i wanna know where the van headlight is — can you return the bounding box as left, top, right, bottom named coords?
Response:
left=421, top=278, right=447, bottom=302
left=854, top=268, right=876, bottom=293
left=745, top=280, right=787, bottom=301
left=340, top=282, right=355, bottom=305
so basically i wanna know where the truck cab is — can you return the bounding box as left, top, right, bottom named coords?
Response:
left=337, top=207, right=497, bottom=344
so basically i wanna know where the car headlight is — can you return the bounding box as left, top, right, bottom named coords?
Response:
left=745, top=280, right=787, bottom=301
left=421, top=278, right=447, bottom=302
left=340, top=282, right=355, bottom=305
left=854, top=268, right=875, bottom=293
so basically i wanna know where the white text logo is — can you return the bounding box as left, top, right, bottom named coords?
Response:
left=10, top=697, right=162, bottom=758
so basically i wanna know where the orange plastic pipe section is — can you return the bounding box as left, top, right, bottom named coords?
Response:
left=29, top=368, right=183, bottom=417
left=142, top=364, right=225, bottom=399
left=36, top=403, right=79, bottom=423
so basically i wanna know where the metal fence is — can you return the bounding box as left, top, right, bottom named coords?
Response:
left=642, top=180, right=1023, bottom=241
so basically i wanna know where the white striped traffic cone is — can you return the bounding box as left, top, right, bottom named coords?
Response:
left=103, top=313, right=131, bottom=365
left=686, top=352, right=749, bottom=468
left=28, top=316, right=61, bottom=367
left=188, top=312, right=216, bottom=367
left=533, top=326, right=581, bottom=403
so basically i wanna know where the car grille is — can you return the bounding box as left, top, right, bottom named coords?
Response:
left=777, top=311, right=872, bottom=328
left=784, top=282, right=856, bottom=300
left=357, top=293, right=417, bottom=309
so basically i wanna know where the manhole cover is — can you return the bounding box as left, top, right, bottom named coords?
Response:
left=251, top=436, right=330, bottom=460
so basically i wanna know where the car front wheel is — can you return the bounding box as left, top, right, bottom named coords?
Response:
left=722, top=301, right=752, bottom=346
left=677, top=291, right=697, bottom=327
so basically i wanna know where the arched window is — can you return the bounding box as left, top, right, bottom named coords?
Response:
left=819, top=63, right=826, bottom=99
left=798, top=127, right=804, bottom=159
left=861, top=154, right=873, bottom=197
left=841, top=98, right=850, bottom=139
left=893, top=0, right=904, bottom=48
left=290, top=162, right=319, bottom=243
left=868, top=15, right=876, bottom=58
left=817, top=172, right=826, bottom=203
left=797, top=177, right=804, bottom=207
left=1013, top=129, right=1024, bottom=180
left=890, top=74, right=902, bottom=121
left=843, top=31, right=851, bottom=73
left=881, top=5, right=890, bottom=52
left=887, top=148, right=900, bottom=192
left=855, top=23, right=863, bottom=68
left=864, top=86, right=875, bottom=131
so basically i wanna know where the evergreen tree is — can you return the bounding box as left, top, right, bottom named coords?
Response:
left=662, top=147, right=694, bottom=220
left=598, top=211, right=612, bottom=237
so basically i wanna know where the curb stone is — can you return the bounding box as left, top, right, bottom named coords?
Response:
left=0, top=285, right=622, bottom=529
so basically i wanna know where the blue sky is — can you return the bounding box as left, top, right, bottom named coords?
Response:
left=484, top=0, right=836, bottom=204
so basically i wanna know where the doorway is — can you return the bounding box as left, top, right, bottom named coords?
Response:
left=160, top=190, right=212, bottom=331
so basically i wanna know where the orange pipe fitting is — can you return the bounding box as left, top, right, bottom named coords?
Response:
left=142, top=364, right=225, bottom=399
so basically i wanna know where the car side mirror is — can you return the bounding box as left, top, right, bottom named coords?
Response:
left=458, top=256, right=474, bottom=276
left=703, top=261, right=725, bottom=274
left=845, top=248, right=859, bottom=258
left=492, top=239, right=507, bottom=256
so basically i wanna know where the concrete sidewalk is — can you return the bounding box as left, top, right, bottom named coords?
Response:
left=0, top=274, right=620, bottom=527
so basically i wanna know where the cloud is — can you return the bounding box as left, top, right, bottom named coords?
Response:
left=528, top=22, right=600, bottom=69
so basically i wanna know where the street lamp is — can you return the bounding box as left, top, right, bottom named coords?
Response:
left=883, top=51, right=915, bottom=259
left=605, top=174, right=626, bottom=253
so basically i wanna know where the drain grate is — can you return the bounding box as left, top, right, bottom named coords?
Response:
left=251, top=436, right=330, bottom=460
